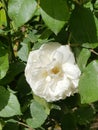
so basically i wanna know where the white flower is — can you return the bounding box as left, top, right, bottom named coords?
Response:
left=25, top=42, right=81, bottom=102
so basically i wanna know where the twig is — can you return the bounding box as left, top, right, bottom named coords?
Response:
left=90, top=122, right=98, bottom=129
left=18, top=121, right=35, bottom=130
left=69, top=43, right=81, bottom=47
left=90, top=49, right=98, bottom=56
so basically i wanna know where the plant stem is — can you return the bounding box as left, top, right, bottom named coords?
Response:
left=90, top=49, right=98, bottom=56
left=18, top=121, right=35, bottom=130
left=2, top=0, right=16, bottom=61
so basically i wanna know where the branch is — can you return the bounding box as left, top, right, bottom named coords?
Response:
left=18, top=121, right=35, bottom=130
left=90, top=49, right=98, bottom=56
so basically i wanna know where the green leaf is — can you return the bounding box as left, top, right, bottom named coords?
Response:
left=83, top=0, right=91, bottom=4
left=26, top=30, right=39, bottom=43
left=3, top=122, right=19, bottom=130
left=0, top=123, right=2, bottom=130
left=64, top=94, right=81, bottom=108
left=8, top=0, right=37, bottom=28
left=70, top=6, right=97, bottom=43
left=75, top=105, right=94, bottom=125
left=0, top=9, right=7, bottom=27
left=82, top=42, right=98, bottom=49
left=33, top=94, right=51, bottom=115
left=94, top=15, right=98, bottom=37
left=0, top=86, right=21, bottom=117
left=0, top=119, right=4, bottom=130
left=17, top=74, right=31, bottom=94
left=40, top=0, right=70, bottom=34
left=0, top=61, right=25, bottom=85
left=79, top=60, right=98, bottom=103
left=93, top=0, right=98, bottom=10
left=26, top=100, right=48, bottom=128
left=39, top=28, right=52, bottom=40
left=0, top=86, right=10, bottom=111
left=33, top=39, right=49, bottom=50
left=0, top=53, right=9, bottom=80
left=18, top=42, right=30, bottom=62
left=0, top=2, right=7, bottom=27
left=61, top=113, right=76, bottom=130
left=77, top=48, right=91, bottom=72
left=0, top=43, right=9, bottom=80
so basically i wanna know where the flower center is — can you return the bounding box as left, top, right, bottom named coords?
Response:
left=51, top=66, right=60, bottom=74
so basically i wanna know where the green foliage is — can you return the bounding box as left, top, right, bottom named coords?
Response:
left=0, top=62, right=25, bottom=85
left=0, top=2, right=7, bottom=27
left=0, top=43, right=9, bottom=79
left=75, top=105, right=94, bottom=125
left=17, top=42, right=30, bottom=62
left=40, top=0, right=70, bottom=34
left=77, top=48, right=91, bottom=72
left=8, top=0, right=37, bottom=28
left=0, top=0, right=98, bottom=129
left=70, top=5, right=97, bottom=43
left=79, top=60, right=98, bottom=103
left=61, top=113, right=76, bottom=130
left=0, top=86, right=21, bottom=117
left=26, top=100, right=48, bottom=128
left=3, top=122, right=19, bottom=130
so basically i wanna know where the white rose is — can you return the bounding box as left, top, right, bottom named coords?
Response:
left=25, top=42, right=81, bottom=102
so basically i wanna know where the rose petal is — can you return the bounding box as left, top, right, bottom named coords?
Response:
left=25, top=42, right=81, bottom=102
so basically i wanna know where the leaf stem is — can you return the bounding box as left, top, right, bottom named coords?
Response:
left=90, top=49, right=98, bottom=56
left=18, top=121, right=35, bottom=130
